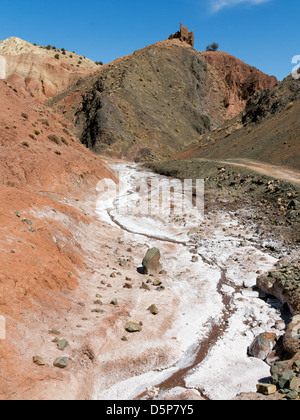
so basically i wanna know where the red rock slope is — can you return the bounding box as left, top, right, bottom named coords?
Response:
left=0, top=79, right=116, bottom=399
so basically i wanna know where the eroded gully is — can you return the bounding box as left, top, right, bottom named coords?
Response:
left=95, top=163, right=285, bottom=400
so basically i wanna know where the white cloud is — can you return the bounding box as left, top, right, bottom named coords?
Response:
left=210, top=0, right=271, bottom=13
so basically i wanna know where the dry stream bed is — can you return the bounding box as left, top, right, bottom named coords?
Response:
left=93, top=163, right=291, bottom=400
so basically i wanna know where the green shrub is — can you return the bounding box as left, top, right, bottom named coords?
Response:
left=206, top=42, right=219, bottom=52
left=48, top=134, right=61, bottom=145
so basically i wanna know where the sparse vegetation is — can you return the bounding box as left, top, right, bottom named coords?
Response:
left=40, top=118, right=49, bottom=126
left=60, top=136, right=69, bottom=146
left=206, top=42, right=219, bottom=52
left=21, top=113, right=29, bottom=120
left=54, top=54, right=60, bottom=60
left=48, top=134, right=61, bottom=145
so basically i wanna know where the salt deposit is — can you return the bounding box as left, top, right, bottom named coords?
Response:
left=95, top=163, right=285, bottom=400
left=0, top=56, right=6, bottom=79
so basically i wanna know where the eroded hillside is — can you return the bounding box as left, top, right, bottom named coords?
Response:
left=49, top=39, right=277, bottom=160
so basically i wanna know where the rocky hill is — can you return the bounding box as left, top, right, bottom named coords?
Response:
left=49, top=38, right=277, bottom=160
left=0, top=37, right=99, bottom=102
left=176, top=71, right=300, bottom=171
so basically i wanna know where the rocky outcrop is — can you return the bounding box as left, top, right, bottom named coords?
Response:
left=257, top=264, right=300, bottom=358
left=0, top=37, right=99, bottom=102
left=168, top=23, right=194, bottom=47
left=176, top=71, right=300, bottom=171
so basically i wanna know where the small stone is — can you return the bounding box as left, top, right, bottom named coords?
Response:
left=110, top=299, right=118, bottom=305
left=91, top=308, right=104, bottom=313
left=110, top=273, right=116, bottom=278
left=107, top=283, right=112, bottom=288
left=28, top=227, right=35, bottom=232
left=123, top=282, right=132, bottom=289
left=156, top=285, right=165, bottom=291
left=256, top=383, right=277, bottom=395
left=191, top=256, right=199, bottom=263
left=148, top=304, right=158, bottom=315
left=49, top=329, right=61, bottom=336
left=14, top=211, right=21, bottom=218
left=140, top=282, right=150, bottom=291
left=159, top=270, right=167, bottom=275
left=95, top=294, right=103, bottom=298
left=152, top=280, right=162, bottom=286
left=285, top=390, right=298, bottom=400
left=33, top=356, right=45, bottom=366
left=278, top=370, right=294, bottom=389
left=293, top=361, right=300, bottom=369
left=288, top=376, right=298, bottom=391
left=94, top=300, right=103, bottom=305
left=119, top=260, right=127, bottom=267
left=121, top=336, right=128, bottom=341
left=53, top=357, right=68, bottom=369
left=57, top=339, right=68, bottom=351
left=125, top=322, right=142, bottom=333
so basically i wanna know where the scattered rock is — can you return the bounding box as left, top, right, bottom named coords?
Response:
left=148, top=304, right=158, bottom=315
left=33, top=356, right=45, bottom=366
left=152, top=280, right=162, bottom=286
left=142, top=248, right=162, bottom=275
left=94, top=299, right=103, bottom=305
left=248, top=332, right=277, bottom=361
left=125, top=322, right=142, bottom=333
left=53, top=357, right=68, bottom=369
left=140, top=282, right=150, bottom=291
left=110, top=299, right=118, bottom=305
left=256, top=383, right=277, bottom=395
left=57, top=339, right=68, bottom=351
left=49, top=329, right=61, bottom=336
left=123, top=282, right=132, bottom=289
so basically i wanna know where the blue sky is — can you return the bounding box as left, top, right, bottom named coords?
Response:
left=0, top=0, right=298, bottom=80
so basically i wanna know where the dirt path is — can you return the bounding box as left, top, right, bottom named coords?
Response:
left=202, top=158, right=300, bottom=185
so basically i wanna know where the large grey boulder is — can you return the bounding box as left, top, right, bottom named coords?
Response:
left=142, top=248, right=162, bottom=275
